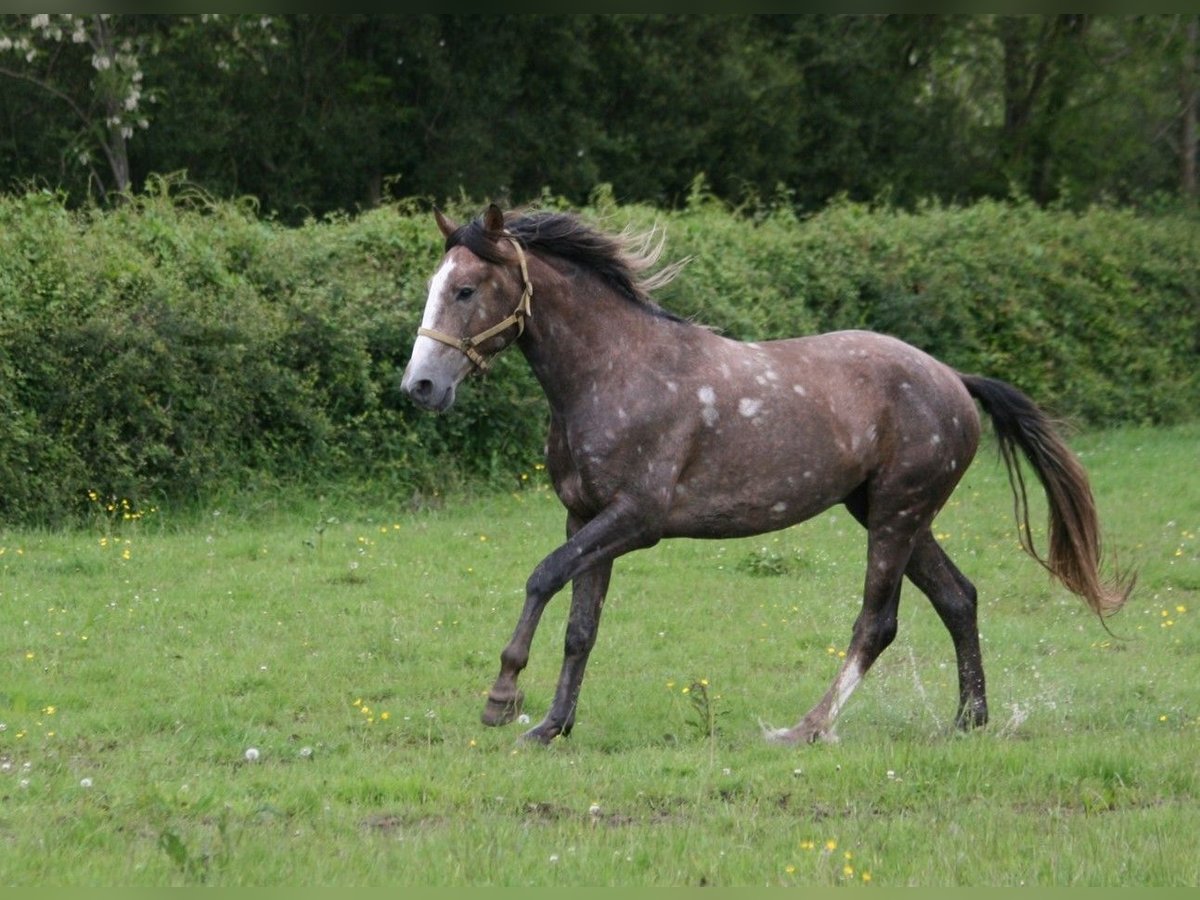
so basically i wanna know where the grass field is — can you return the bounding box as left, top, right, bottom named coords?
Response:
left=1, top=423, right=1197, bottom=886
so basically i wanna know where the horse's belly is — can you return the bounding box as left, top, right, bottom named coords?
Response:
left=663, top=460, right=862, bottom=539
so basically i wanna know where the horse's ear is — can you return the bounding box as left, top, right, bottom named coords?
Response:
left=433, top=206, right=457, bottom=239
left=483, top=203, right=506, bottom=236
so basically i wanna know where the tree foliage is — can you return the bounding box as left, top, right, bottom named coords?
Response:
left=0, top=14, right=1196, bottom=219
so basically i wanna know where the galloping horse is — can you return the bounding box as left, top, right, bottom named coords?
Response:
left=401, top=204, right=1131, bottom=744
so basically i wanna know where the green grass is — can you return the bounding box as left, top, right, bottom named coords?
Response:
left=1, top=424, right=1197, bottom=886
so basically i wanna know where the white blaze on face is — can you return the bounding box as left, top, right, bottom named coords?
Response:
left=407, top=256, right=458, bottom=373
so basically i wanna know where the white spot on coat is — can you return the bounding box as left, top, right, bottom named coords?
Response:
left=698, top=385, right=719, bottom=427
left=739, top=398, right=763, bottom=418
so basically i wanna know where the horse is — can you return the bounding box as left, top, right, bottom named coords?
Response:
left=400, top=203, right=1132, bottom=745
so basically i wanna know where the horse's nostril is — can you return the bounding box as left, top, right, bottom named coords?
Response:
left=405, top=377, right=451, bottom=411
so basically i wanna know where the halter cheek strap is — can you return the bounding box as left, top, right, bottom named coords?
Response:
left=418, top=238, right=533, bottom=373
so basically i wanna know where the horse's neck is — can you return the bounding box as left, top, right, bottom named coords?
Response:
left=518, top=274, right=676, bottom=411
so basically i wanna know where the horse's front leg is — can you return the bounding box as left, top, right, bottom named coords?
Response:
left=520, top=558, right=613, bottom=743
left=481, top=501, right=656, bottom=738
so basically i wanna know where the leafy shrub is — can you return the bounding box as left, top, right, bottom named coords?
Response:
left=0, top=182, right=1195, bottom=525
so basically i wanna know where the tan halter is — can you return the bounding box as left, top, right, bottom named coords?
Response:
left=417, top=237, right=533, bottom=373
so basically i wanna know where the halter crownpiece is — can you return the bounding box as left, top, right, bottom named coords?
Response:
left=417, top=236, right=533, bottom=373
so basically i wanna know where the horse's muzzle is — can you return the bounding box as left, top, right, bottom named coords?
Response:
left=401, top=374, right=456, bottom=412
left=402, top=335, right=472, bottom=412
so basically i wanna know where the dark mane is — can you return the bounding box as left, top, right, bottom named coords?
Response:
left=447, top=209, right=687, bottom=320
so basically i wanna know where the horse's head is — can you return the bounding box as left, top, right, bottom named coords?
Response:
left=401, top=204, right=533, bottom=412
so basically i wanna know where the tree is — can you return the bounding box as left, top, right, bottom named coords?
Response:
left=0, top=14, right=276, bottom=201
left=1177, top=16, right=1197, bottom=201
left=1, top=15, right=1196, bottom=214
left=0, top=14, right=151, bottom=196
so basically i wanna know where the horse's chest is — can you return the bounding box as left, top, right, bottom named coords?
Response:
left=549, top=419, right=677, bottom=514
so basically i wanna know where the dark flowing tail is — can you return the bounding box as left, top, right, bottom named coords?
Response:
left=961, top=374, right=1133, bottom=619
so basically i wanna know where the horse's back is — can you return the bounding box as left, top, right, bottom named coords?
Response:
left=659, top=327, right=982, bottom=537
left=769, top=329, right=983, bottom=508
left=764, top=329, right=978, bottom=427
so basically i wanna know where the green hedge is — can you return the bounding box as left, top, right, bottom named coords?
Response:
left=0, top=181, right=1196, bottom=525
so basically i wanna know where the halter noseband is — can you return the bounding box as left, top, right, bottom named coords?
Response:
left=417, top=237, right=533, bottom=373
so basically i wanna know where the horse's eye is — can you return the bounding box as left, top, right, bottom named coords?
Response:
left=455, top=286, right=475, bottom=301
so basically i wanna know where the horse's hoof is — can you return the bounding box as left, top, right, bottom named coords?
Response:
left=762, top=724, right=799, bottom=745
left=520, top=723, right=562, bottom=745
left=481, top=691, right=524, bottom=727
left=955, top=704, right=989, bottom=731
left=759, top=719, right=838, bottom=745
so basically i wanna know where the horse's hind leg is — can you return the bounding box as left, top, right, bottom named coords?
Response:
left=766, top=527, right=912, bottom=744
left=905, top=531, right=987, bottom=729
